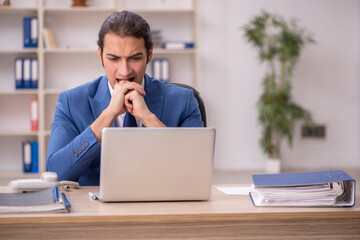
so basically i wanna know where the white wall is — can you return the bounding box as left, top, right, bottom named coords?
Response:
left=199, top=0, right=360, bottom=171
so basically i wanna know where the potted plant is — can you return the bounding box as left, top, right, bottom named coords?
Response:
left=243, top=11, right=315, bottom=173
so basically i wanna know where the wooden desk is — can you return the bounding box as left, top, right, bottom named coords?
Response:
left=1, top=185, right=360, bottom=239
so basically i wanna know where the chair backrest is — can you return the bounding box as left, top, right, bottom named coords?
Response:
left=172, top=83, right=207, bottom=127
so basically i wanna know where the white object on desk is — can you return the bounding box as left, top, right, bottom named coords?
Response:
left=8, top=178, right=57, bottom=192
left=216, top=186, right=253, bottom=195
left=8, top=172, right=57, bottom=192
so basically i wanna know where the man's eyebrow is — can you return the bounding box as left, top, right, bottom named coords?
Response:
left=105, top=52, right=144, bottom=58
left=129, top=52, right=144, bottom=58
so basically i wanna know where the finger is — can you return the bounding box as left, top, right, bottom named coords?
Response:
left=119, top=82, right=146, bottom=96
left=124, top=93, right=134, bottom=109
left=125, top=99, right=133, bottom=113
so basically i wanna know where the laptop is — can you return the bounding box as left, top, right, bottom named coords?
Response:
left=92, top=127, right=216, bottom=202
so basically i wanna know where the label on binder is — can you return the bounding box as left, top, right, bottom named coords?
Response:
left=31, top=58, right=38, bottom=89
left=23, top=58, right=31, bottom=88
left=31, top=18, right=38, bottom=47
left=23, top=142, right=31, bottom=173
left=161, top=59, right=170, bottom=82
left=15, top=58, right=23, bottom=89
left=30, top=99, right=38, bottom=131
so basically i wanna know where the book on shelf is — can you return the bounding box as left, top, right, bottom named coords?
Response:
left=249, top=170, right=356, bottom=207
left=23, top=17, right=38, bottom=48
left=43, top=28, right=57, bottom=49
left=151, top=58, right=170, bottom=82
left=22, top=141, right=38, bottom=173
left=0, top=186, right=71, bottom=213
left=163, top=41, right=195, bottom=50
left=14, top=58, right=38, bottom=89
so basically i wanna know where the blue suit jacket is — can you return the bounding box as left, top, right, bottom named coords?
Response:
left=46, top=74, right=203, bottom=186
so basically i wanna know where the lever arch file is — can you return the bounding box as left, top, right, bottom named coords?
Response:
left=23, top=17, right=38, bottom=48
left=14, top=58, right=23, bottom=89
left=30, top=58, right=38, bottom=89
left=249, top=170, right=356, bottom=207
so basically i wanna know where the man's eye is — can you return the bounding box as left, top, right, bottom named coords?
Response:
left=108, top=58, right=118, bottom=61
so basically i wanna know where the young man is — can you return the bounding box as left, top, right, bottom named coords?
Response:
left=46, top=11, right=203, bottom=185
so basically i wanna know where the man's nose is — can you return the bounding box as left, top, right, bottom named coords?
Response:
left=116, top=61, right=132, bottom=77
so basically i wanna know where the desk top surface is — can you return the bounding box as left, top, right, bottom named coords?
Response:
left=1, top=185, right=360, bottom=224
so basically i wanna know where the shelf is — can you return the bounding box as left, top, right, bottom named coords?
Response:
left=0, top=6, right=37, bottom=14
left=44, top=7, right=116, bottom=14
left=0, top=130, right=38, bottom=137
left=44, top=48, right=97, bottom=53
left=154, top=48, right=196, bottom=54
left=0, top=49, right=38, bottom=54
left=0, top=90, right=38, bottom=95
left=130, top=9, right=194, bottom=14
left=43, top=48, right=196, bottom=54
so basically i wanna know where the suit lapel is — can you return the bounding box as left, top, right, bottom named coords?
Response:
left=88, top=76, right=117, bottom=127
left=144, top=74, right=164, bottom=122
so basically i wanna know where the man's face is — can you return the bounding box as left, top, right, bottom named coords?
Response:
left=98, top=32, right=152, bottom=88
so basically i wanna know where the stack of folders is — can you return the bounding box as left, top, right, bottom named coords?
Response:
left=249, top=170, right=356, bottom=207
left=14, top=58, right=38, bottom=89
left=0, top=186, right=71, bottom=213
left=152, top=58, right=170, bottom=82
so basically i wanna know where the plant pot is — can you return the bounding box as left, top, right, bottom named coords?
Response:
left=72, top=0, right=87, bottom=7
left=266, top=158, right=281, bottom=174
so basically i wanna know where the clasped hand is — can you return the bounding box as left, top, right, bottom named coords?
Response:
left=108, top=80, right=149, bottom=120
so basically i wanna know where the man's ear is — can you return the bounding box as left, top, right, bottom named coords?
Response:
left=98, top=47, right=104, bottom=67
left=147, top=46, right=153, bottom=64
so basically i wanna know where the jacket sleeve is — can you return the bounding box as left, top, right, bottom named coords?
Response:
left=46, top=92, right=99, bottom=182
left=179, top=90, right=204, bottom=127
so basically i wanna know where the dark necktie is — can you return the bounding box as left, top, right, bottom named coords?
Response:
left=123, top=112, right=138, bottom=127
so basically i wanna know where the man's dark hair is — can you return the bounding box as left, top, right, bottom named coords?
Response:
left=97, top=11, right=153, bottom=61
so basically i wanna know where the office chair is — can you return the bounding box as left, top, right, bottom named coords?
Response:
left=173, top=83, right=207, bottom=127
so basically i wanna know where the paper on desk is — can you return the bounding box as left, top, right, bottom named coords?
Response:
left=216, top=186, right=252, bottom=195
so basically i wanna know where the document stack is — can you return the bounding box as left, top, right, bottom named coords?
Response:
left=0, top=186, right=71, bottom=213
left=249, top=170, right=356, bottom=207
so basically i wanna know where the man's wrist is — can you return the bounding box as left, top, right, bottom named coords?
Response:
left=139, top=112, right=165, bottom=127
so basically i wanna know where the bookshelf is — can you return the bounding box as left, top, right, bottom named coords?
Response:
left=0, top=0, right=200, bottom=174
